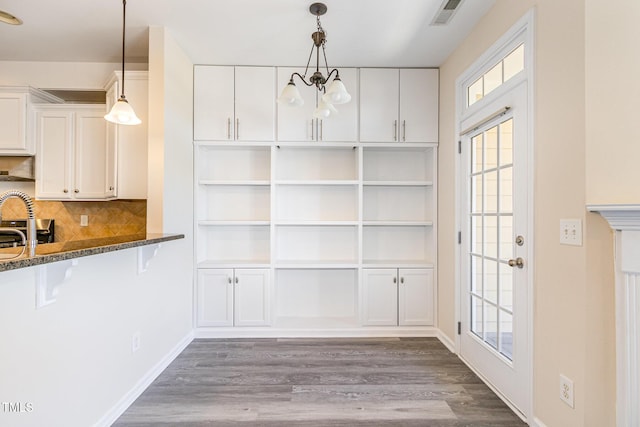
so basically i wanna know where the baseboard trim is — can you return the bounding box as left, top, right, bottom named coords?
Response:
left=195, top=326, right=439, bottom=339
left=93, top=331, right=195, bottom=427
left=529, top=417, right=548, bottom=427
left=436, top=330, right=456, bottom=353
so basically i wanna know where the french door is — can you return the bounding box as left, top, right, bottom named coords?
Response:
left=459, top=81, right=530, bottom=415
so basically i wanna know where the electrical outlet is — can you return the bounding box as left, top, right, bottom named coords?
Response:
left=132, top=332, right=141, bottom=353
left=560, top=219, right=582, bottom=246
left=559, top=374, right=574, bottom=408
left=80, top=215, right=89, bottom=227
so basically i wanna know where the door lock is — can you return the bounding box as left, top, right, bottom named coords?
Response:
left=508, top=257, right=524, bottom=269
left=515, top=235, right=524, bottom=246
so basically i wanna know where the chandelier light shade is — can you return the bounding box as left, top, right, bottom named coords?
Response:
left=277, top=2, right=350, bottom=119
left=105, top=0, right=141, bottom=126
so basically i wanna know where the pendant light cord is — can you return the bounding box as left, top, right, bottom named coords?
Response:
left=120, top=0, right=126, bottom=98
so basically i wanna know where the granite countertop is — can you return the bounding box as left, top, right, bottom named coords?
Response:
left=0, top=233, right=184, bottom=272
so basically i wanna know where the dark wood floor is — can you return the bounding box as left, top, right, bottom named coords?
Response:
left=114, top=338, right=526, bottom=426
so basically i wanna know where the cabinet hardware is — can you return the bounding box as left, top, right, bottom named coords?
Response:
left=400, top=277, right=404, bottom=284
left=236, top=118, right=239, bottom=140
left=393, top=120, right=397, bottom=141
left=320, top=119, right=323, bottom=141
left=63, top=189, right=68, bottom=193
left=402, top=120, right=406, bottom=142
left=109, top=186, right=114, bottom=191
left=228, top=277, right=232, bottom=284
left=310, top=119, right=314, bottom=140
left=227, top=118, right=231, bottom=140
left=508, top=257, right=524, bottom=269
left=393, top=276, right=397, bottom=284
left=74, top=189, right=79, bottom=193
left=235, top=276, right=239, bottom=284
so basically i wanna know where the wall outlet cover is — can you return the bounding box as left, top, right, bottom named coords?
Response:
left=560, top=219, right=582, bottom=246
left=560, top=374, right=574, bottom=408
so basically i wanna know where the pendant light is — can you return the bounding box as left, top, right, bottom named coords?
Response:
left=105, top=0, right=141, bottom=125
left=277, top=2, right=351, bottom=119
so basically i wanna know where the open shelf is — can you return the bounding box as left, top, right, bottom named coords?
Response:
left=363, top=225, right=434, bottom=265
left=362, top=220, right=433, bottom=226
left=197, top=145, right=271, bottom=181
left=199, top=180, right=271, bottom=186
left=197, top=224, right=270, bottom=265
left=198, top=220, right=271, bottom=226
left=276, top=184, right=357, bottom=222
left=275, top=225, right=358, bottom=265
left=197, top=184, right=270, bottom=222
left=275, top=146, right=358, bottom=181
left=363, top=180, right=433, bottom=187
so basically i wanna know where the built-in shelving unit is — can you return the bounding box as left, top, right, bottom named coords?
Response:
left=194, top=66, right=438, bottom=337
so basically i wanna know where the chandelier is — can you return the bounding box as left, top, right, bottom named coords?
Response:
left=277, top=2, right=351, bottom=119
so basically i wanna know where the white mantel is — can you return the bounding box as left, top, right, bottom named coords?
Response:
left=588, top=204, right=640, bottom=427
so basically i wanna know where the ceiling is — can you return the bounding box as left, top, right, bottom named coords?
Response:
left=0, top=0, right=495, bottom=67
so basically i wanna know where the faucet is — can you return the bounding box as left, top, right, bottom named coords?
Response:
left=0, top=190, right=37, bottom=257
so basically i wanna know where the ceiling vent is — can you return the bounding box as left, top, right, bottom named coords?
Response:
left=431, top=0, right=464, bottom=26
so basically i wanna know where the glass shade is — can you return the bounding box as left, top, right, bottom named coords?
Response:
left=313, top=100, right=338, bottom=119
left=104, top=97, right=141, bottom=125
left=278, top=82, right=304, bottom=107
left=322, top=78, right=351, bottom=105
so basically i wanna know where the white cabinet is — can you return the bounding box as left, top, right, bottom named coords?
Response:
left=194, top=66, right=275, bottom=141
left=360, top=68, right=438, bottom=142
left=35, top=105, right=113, bottom=200
left=277, top=67, right=357, bottom=142
left=362, top=268, right=434, bottom=326
left=104, top=71, right=148, bottom=199
left=0, top=87, right=62, bottom=155
left=197, top=268, right=270, bottom=327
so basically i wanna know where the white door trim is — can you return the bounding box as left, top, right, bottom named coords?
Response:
left=453, top=8, right=535, bottom=422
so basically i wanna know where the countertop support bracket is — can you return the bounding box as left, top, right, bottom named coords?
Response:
left=138, top=243, right=161, bottom=274
left=35, top=259, right=78, bottom=308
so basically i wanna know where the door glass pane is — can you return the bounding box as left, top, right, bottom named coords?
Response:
left=500, top=167, right=513, bottom=212
left=485, top=302, right=498, bottom=349
left=471, top=216, right=483, bottom=255
left=499, top=216, right=513, bottom=260
left=499, top=262, right=513, bottom=311
left=471, top=255, right=483, bottom=294
left=484, top=215, right=498, bottom=258
left=484, top=259, right=498, bottom=304
left=485, top=126, right=498, bottom=169
left=484, top=63, right=503, bottom=97
left=484, top=171, right=498, bottom=213
left=472, top=134, right=483, bottom=173
left=471, top=174, right=483, bottom=213
left=499, top=310, right=513, bottom=360
left=471, top=295, right=484, bottom=336
left=499, top=119, right=513, bottom=166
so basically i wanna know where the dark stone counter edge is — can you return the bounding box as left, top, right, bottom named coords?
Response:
left=0, top=234, right=185, bottom=273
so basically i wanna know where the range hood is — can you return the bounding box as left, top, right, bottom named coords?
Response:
left=0, top=156, right=35, bottom=181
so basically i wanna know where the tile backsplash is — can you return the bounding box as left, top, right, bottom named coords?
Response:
left=0, top=199, right=146, bottom=242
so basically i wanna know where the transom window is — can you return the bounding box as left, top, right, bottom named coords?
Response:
left=467, top=44, right=524, bottom=107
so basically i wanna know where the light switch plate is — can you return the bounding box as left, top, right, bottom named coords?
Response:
left=560, top=219, right=582, bottom=246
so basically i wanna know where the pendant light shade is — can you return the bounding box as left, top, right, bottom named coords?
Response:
left=277, top=80, right=304, bottom=107
left=104, top=96, right=141, bottom=125
left=321, top=77, right=351, bottom=105
left=105, top=0, right=141, bottom=126
left=313, top=99, right=338, bottom=119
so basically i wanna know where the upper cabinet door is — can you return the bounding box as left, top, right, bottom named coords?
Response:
left=359, top=68, right=400, bottom=142
left=194, top=66, right=235, bottom=141
left=399, top=69, right=439, bottom=143
left=0, top=93, right=28, bottom=154
left=235, top=67, right=275, bottom=141
left=318, top=67, right=358, bottom=142
left=277, top=67, right=317, bottom=142
left=36, top=110, right=74, bottom=200
left=74, top=108, right=109, bottom=199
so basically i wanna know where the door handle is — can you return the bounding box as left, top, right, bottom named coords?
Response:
left=508, top=257, right=524, bottom=269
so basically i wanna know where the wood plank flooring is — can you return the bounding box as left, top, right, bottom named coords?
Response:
left=113, top=338, right=526, bottom=426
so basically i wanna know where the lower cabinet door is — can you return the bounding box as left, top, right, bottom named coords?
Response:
left=197, top=269, right=234, bottom=327
left=234, top=269, right=270, bottom=326
left=398, top=268, right=434, bottom=326
left=362, top=268, right=398, bottom=326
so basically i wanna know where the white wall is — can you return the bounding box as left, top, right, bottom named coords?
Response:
left=0, top=244, right=192, bottom=426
